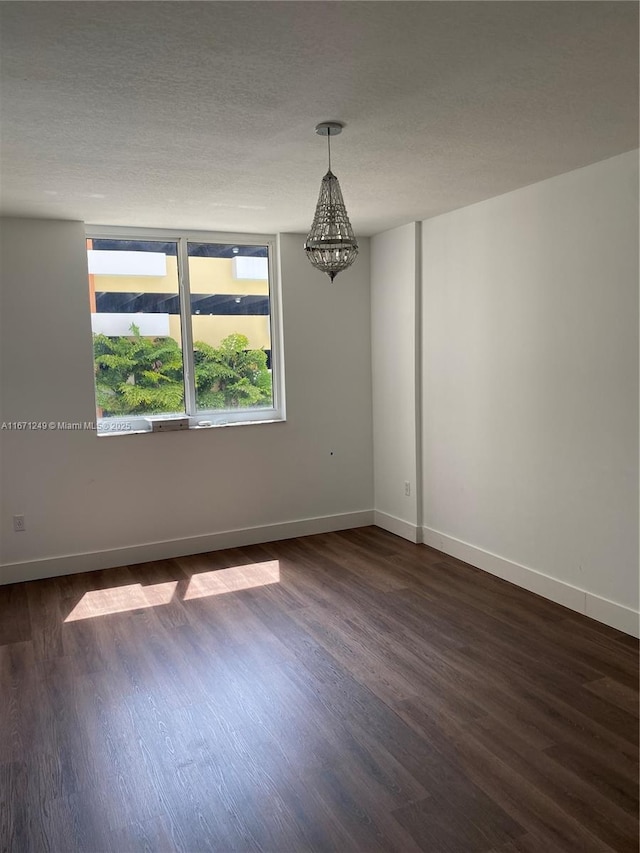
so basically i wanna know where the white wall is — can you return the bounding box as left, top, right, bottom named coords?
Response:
left=421, top=151, right=639, bottom=634
left=0, top=222, right=373, bottom=581
left=371, top=223, right=421, bottom=540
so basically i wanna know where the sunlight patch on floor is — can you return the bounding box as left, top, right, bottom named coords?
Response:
left=64, top=561, right=280, bottom=621
left=183, top=561, right=280, bottom=599
left=65, top=581, right=178, bottom=621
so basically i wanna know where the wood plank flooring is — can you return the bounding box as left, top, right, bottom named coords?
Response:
left=0, top=526, right=638, bottom=853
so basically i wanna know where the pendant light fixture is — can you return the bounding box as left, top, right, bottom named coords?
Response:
left=304, top=121, right=358, bottom=282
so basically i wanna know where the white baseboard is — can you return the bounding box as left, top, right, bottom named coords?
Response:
left=4, top=514, right=637, bottom=639
left=422, top=526, right=639, bottom=639
left=0, top=510, right=375, bottom=586
left=585, top=594, right=640, bottom=639
left=374, top=511, right=422, bottom=543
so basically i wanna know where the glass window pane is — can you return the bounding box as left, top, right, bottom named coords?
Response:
left=87, top=238, right=185, bottom=422
left=187, top=243, right=273, bottom=412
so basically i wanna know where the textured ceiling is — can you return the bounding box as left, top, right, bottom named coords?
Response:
left=0, top=1, right=637, bottom=236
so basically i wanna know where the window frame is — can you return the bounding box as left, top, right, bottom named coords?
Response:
left=87, top=226, right=285, bottom=434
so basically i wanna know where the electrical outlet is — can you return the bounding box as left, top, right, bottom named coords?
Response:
left=13, top=514, right=26, bottom=532
left=404, top=481, right=411, bottom=497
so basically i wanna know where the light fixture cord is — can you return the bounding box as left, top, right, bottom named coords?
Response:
left=327, top=131, right=331, bottom=172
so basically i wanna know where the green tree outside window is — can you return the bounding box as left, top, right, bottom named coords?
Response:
left=93, top=324, right=272, bottom=416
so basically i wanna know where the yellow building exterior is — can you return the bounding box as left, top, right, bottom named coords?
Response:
left=89, top=253, right=271, bottom=352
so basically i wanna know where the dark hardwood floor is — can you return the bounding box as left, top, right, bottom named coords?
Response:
left=1, top=526, right=638, bottom=853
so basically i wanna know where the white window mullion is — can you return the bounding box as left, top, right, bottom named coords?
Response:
left=177, top=237, right=197, bottom=416
left=268, top=238, right=285, bottom=418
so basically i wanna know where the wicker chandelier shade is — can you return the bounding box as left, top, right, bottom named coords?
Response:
left=304, top=122, right=358, bottom=282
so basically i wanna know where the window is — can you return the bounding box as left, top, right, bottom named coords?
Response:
left=87, top=229, right=284, bottom=435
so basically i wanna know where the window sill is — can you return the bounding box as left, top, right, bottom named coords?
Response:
left=97, top=416, right=286, bottom=437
